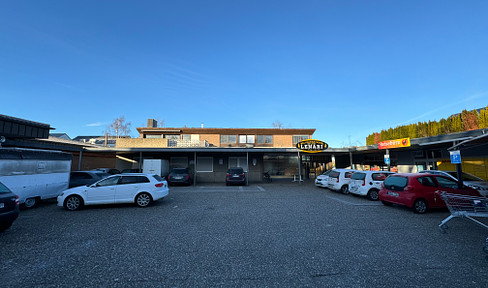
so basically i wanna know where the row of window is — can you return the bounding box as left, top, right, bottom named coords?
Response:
left=145, top=134, right=311, bottom=145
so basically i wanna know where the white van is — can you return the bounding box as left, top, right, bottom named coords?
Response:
left=325, top=169, right=357, bottom=194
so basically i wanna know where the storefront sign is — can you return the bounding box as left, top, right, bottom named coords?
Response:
left=296, top=139, right=328, bottom=153
left=378, top=138, right=410, bottom=150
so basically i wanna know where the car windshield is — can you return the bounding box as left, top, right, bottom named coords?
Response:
left=172, top=168, right=189, bottom=174
left=351, top=173, right=366, bottom=180
left=95, top=172, right=111, bottom=179
left=0, top=182, right=11, bottom=194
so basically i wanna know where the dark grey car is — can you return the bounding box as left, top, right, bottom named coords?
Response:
left=69, top=171, right=111, bottom=188
left=226, top=167, right=246, bottom=186
left=0, top=181, right=19, bottom=232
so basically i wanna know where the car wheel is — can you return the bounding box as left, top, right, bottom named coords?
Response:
left=341, top=185, right=349, bottom=195
left=64, top=195, right=83, bottom=211
left=367, top=189, right=379, bottom=201
left=135, top=192, right=152, bottom=207
left=381, top=200, right=392, bottom=206
left=24, top=197, right=38, bottom=208
left=413, top=199, right=428, bottom=214
left=0, top=221, right=13, bottom=232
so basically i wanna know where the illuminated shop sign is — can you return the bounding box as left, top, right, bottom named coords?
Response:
left=378, top=138, right=410, bottom=150
left=296, top=139, right=328, bottom=153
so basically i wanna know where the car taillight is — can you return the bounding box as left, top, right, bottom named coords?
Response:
left=155, top=183, right=164, bottom=188
left=362, top=179, right=366, bottom=186
left=167, top=175, right=171, bottom=180
left=226, top=173, right=229, bottom=177
left=242, top=173, right=245, bottom=177
left=15, top=195, right=19, bottom=206
left=336, top=177, right=339, bottom=183
left=186, top=174, right=190, bottom=180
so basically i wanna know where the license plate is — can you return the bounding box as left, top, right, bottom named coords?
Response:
left=0, top=203, right=4, bottom=208
left=174, top=176, right=183, bottom=180
left=387, top=191, right=399, bottom=197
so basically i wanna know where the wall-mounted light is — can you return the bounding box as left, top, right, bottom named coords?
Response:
left=219, top=158, right=223, bottom=165
left=252, top=158, right=257, bottom=166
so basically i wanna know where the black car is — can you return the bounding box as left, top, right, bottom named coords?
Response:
left=226, top=167, right=246, bottom=186
left=167, top=168, right=192, bottom=186
left=0, top=181, right=19, bottom=232
left=69, top=171, right=111, bottom=188
left=91, top=168, right=121, bottom=175
left=121, top=168, right=141, bottom=173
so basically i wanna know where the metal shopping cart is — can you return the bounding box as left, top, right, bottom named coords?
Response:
left=438, top=192, right=488, bottom=254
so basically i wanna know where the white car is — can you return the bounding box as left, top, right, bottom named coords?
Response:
left=315, top=170, right=333, bottom=188
left=419, top=170, right=488, bottom=197
left=349, top=171, right=395, bottom=200
left=57, top=173, right=169, bottom=211
left=325, top=169, right=357, bottom=194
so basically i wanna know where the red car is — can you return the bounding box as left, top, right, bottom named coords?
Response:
left=379, top=173, right=480, bottom=214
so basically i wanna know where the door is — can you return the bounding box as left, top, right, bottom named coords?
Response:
left=86, top=176, right=119, bottom=204
left=416, top=176, right=440, bottom=207
left=115, top=176, right=148, bottom=203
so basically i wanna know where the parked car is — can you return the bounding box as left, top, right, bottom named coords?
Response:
left=121, top=168, right=141, bottom=173
left=58, top=173, right=169, bottom=211
left=324, top=169, right=357, bottom=194
left=419, top=170, right=488, bottom=197
left=69, top=171, right=111, bottom=188
left=314, top=169, right=333, bottom=188
left=0, top=181, right=20, bottom=232
left=226, top=167, right=246, bottom=186
left=167, top=168, right=192, bottom=186
left=379, top=173, right=480, bottom=213
left=349, top=171, right=396, bottom=200
left=92, top=168, right=121, bottom=175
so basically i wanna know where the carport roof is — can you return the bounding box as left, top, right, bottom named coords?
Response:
left=448, top=132, right=488, bottom=151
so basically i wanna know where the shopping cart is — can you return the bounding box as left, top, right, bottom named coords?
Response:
left=438, top=191, right=488, bottom=254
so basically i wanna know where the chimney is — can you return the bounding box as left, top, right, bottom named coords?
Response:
left=201, top=122, right=204, bottom=128
left=147, top=119, right=158, bottom=128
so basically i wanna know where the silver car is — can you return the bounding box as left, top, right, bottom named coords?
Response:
left=419, top=170, right=488, bottom=196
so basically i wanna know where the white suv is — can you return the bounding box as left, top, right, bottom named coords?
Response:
left=325, top=169, right=357, bottom=194
left=349, top=171, right=395, bottom=200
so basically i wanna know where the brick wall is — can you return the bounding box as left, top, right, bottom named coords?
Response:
left=274, top=135, right=293, bottom=147
left=199, top=134, right=221, bottom=147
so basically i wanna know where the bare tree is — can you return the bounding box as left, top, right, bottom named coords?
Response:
left=155, top=118, right=165, bottom=127
left=107, top=116, right=131, bottom=138
left=272, top=120, right=284, bottom=129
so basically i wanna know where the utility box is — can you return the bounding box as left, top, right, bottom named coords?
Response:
left=143, top=159, right=169, bottom=177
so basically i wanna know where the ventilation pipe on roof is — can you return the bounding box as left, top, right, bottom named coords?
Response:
left=201, top=122, right=204, bottom=128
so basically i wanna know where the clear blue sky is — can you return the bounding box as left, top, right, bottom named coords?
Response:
left=1, top=0, right=487, bottom=147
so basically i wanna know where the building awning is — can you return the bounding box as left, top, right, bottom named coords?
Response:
left=448, top=132, right=488, bottom=151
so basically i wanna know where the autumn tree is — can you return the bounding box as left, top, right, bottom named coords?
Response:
left=478, top=107, right=488, bottom=129
left=107, top=116, right=131, bottom=138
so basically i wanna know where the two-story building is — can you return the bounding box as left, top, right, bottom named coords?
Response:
left=114, top=119, right=320, bottom=183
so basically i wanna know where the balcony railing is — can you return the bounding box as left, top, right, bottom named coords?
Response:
left=167, top=139, right=209, bottom=148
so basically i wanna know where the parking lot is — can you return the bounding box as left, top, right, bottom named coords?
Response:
left=1, top=181, right=488, bottom=287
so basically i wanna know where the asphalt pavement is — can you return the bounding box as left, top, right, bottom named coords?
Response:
left=1, top=181, right=488, bottom=287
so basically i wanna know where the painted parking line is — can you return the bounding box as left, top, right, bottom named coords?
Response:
left=324, top=195, right=382, bottom=206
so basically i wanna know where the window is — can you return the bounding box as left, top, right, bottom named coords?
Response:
left=239, top=135, right=255, bottom=144
left=293, top=135, right=309, bottom=144
left=182, top=134, right=191, bottom=141
left=0, top=182, right=11, bottom=194
left=96, top=176, right=120, bottom=187
left=345, top=171, right=354, bottom=178
left=229, top=157, right=248, bottom=172
left=351, top=172, right=366, bottom=180
left=164, top=134, right=179, bottom=140
left=257, top=135, right=273, bottom=144
left=221, top=135, right=237, bottom=144
left=145, top=134, right=162, bottom=139
left=384, top=176, right=408, bottom=191
left=197, top=157, right=213, bottom=172
left=436, top=177, right=459, bottom=189
left=372, top=173, right=390, bottom=181
left=417, top=176, right=436, bottom=187
left=120, top=176, right=150, bottom=184
left=71, top=172, right=92, bottom=180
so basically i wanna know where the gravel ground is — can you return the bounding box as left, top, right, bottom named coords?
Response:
left=1, top=181, right=488, bottom=287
